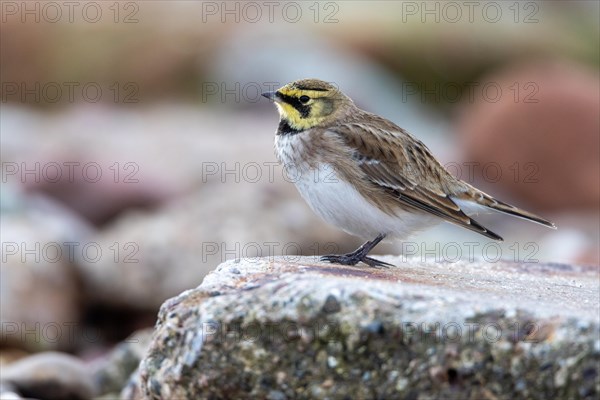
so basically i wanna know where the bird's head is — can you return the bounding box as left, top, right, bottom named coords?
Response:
left=262, top=79, right=353, bottom=131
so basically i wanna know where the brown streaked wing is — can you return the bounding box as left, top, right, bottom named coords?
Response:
left=330, top=121, right=503, bottom=241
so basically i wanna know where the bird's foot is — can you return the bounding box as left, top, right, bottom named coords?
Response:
left=320, top=234, right=394, bottom=268
left=320, top=253, right=394, bottom=268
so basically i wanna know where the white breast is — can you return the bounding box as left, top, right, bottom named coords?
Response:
left=275, top=133, right=439, bottom=240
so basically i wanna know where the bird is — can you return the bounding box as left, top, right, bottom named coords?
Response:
left=262, top=78, right=556, bottom=268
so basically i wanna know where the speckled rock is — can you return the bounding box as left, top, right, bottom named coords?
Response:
left=120, top=368, right=144, bottom=400
left=138, top=257, right=600, bottom=399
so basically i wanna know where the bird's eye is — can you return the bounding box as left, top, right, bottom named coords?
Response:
left=299, top=95, right=310, bottom=103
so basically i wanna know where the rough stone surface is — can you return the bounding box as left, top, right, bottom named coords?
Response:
left=138, top=257, right=600, bottom=399
left=120, top=368, right=144, bottom=400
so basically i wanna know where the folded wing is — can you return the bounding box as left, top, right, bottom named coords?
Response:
left=331, top=121, right=504, bottom=241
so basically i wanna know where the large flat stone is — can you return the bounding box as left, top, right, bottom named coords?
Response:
left=137, top=257, right=600, bottom=399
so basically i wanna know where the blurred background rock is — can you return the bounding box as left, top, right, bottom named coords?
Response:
left=0, top=0, right=598, bottom=387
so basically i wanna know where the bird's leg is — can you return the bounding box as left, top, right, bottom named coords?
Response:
left=320, top=233, right=394, bottom=268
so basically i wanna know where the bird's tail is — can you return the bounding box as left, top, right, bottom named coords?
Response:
left=455, top=184, right=557, bottom=229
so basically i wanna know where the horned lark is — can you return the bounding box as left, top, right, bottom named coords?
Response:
left=263, top=79, right=555, bottom=268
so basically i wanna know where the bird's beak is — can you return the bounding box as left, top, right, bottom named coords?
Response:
left=261, top=91, right=281, bottom=102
